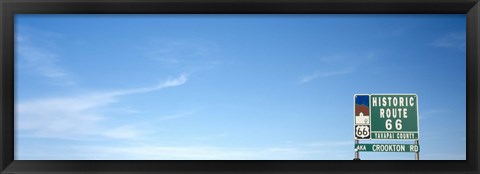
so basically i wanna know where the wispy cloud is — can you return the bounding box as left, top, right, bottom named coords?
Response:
left=193, top=133, right=228, bottom=142
left=17, top=138, right=353, bottom=160
left=16, top=30, right=75, bottom=86
left=430, top=32, right=466, bottom=51
left=16, top=45, right=76, bottom=86
left=102, top=125, right=144, bottom=139
left=299, top=67, right=354, bottom=84
left=15, top=33, right=28, bottom=42
left=319, top=55, right=346, bottom=63
left=389, top=27, right=411, bottom=36
left=420, top=109, right=447, bottom=120
left=304, top=141, right=352, bottom=147
left=58, top=144, right=345, bottom=160
left=143, top=39, right=220, bottom=68
left=158, top=111, right=195, bottom=121
left=377, top=26, right=412, bottom=37
left=104, top=73, right=188, bottom=97
left=421, top=153, right=466, bottom=160
left=298, top=51, right=378, bottom=84
left=16, top=73, right=189, bottom=140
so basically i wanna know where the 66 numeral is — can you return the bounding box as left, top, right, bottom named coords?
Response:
left=355, top=126, right=370, bottom=138
left=385, top=119, right=402, bottom=130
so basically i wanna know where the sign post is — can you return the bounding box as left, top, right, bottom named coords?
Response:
left=354, top=94, right=419, bottom=160
left=415, top=140, right=419, bottom=160
left=354, top=140, right=359, bottom=160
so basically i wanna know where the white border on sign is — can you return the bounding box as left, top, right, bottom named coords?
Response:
left=416, top=94, right=420, bottom=140
left=369, top=94, right=372, bottom=140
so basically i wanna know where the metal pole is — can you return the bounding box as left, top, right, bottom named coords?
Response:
left=415, top=140, right=419, bottom=160
left=354, top=140, right=359, bottom=160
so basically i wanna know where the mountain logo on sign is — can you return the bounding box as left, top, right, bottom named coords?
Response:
left=355, top=95, right=370, bottom=124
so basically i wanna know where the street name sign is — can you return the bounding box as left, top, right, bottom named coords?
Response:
left=355, top=143, right=420, bottom=153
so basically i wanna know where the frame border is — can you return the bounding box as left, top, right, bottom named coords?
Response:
left=1, top=0, right=479, bottom=173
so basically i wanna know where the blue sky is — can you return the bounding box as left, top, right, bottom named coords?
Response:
left=14, top=14, right=466, bottom=160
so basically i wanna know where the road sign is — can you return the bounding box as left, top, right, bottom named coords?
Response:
left=353, top=94, right=420, bottom=159
left=354, top=94, right=370, bottom=139
left=370, top=94, right=419, bottom=140
left=355, top=143, right=420, bottom=152
left=355, top=125, right=370, bottom=139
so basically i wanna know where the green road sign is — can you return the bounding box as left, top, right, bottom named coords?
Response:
left=355, top=143, right=420, bottom=152
left=370, top=94, right=419, bottom=140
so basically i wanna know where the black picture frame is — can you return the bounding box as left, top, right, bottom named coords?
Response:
left=1, top=0, right=479, bottom=173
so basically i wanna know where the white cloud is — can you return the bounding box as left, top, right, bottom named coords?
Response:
left=17, top=45, right=76, bottom=86
left=377, top=26, right=412, bottom=37
left=304, top=141, right=352, bottom=147
left=421, top=153, right=466, bottom=160
left=319, top=55, right=345, bottom=63
left=143, top=39, right=219, bottom=66
left=419, top=109, right=447, bottom=120
left=141, top=39, right=222, bottom=75
left=193, top=133, right=228, bottom=141
left=366, top=51, right=377, bottom=61
left=16, top=31, right=76, bottom=86
left=69, top=144, right=342, bottom=160
left=298, top=52, right=378, bottom=84
left=159, top=73, right=189, bottom=88
left=105, top=73, right=189, bottom=97
left=158, top=111, right=195, bottom=121
left=17, top=136, right=353, bottom=160
left=102, top=126, right=143, bottom=139
left=430, top=32, right=466, bottom=51
left=16, top=74, right=189, bottom=140
left=299, top=67, right=354, bottom=84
